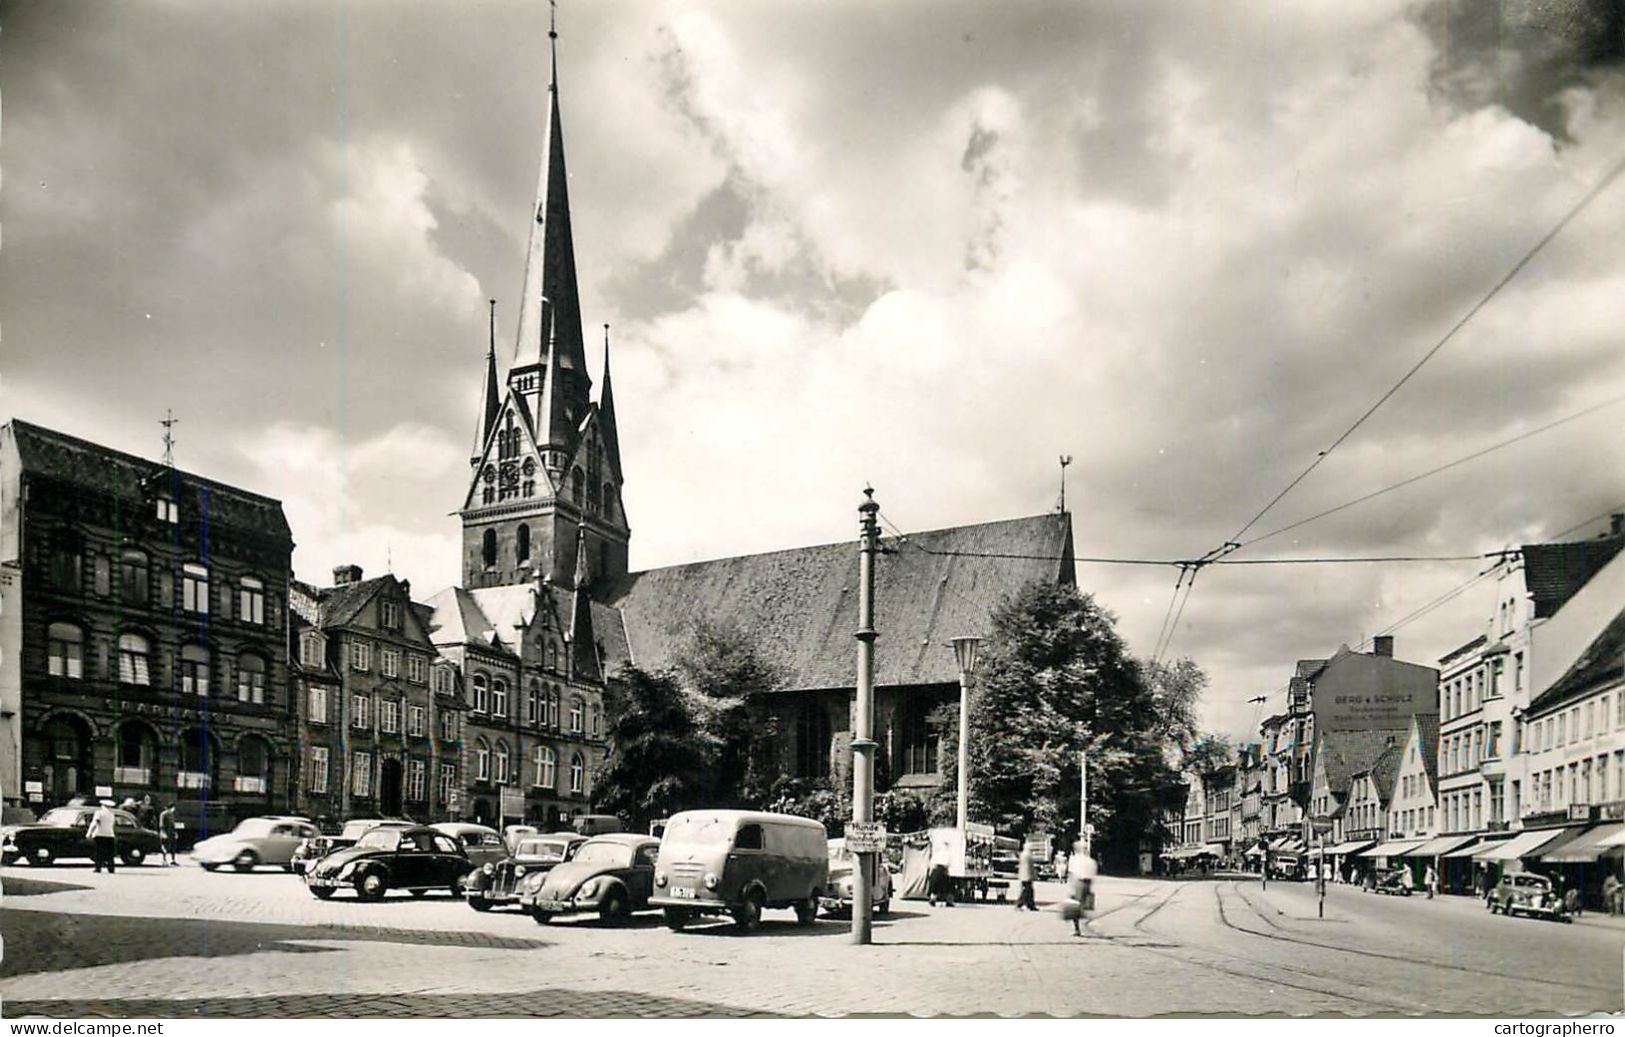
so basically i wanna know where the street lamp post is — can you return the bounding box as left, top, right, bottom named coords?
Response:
left=950, top=636, right=982, bottom=833
left=850, top=488, right=881, bottom=946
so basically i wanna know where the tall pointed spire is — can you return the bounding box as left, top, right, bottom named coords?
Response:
left=472, top=298, right=502, bottom=465
left=598, top=323, right=623, bottom=475
left=511, top=4, right=588, bottom=409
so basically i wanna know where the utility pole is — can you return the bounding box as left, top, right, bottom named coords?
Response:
left=851, top=487, right=880, bottom=945
left=1079, top=751, right=1089, bottom=857
left=951, top=637, right=981, bottom=833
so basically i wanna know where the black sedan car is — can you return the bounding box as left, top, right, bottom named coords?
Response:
left=303, top=825, right=472, bottom=900
left=518, top=833, right=660, bottom=925
left=1, top=806, right=162, bottom=867
left=291, top=818, right=415, bottom=876
left=465, top=832, right=585, bottom=912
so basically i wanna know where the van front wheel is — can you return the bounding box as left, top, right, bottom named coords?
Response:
left=732, top=890, right=764, bottom=933
left=664, top=907, right=691, bottom=931
left=794, top=895, right=818, bottom=926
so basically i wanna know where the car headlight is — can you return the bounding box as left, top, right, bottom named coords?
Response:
left=514, top=865, right=526, bottom=878
left=482, top=863, right=495, bottom=876
left=578, top=879, right=600, bottom=898
left=525, top=874, right=545, bottom=891
left=704, top=872, right=718, bottom=890
left=337, top=861, right=361, bottom=880
left=655, top=871, right=667, bottom=887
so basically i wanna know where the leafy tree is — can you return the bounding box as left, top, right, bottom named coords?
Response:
left=592, top=667, right=712, bottom=831
left=669, top=618, right=787, bottom=808
left=936, top=581, right=1194, bottom=871
left=1181, top=732, right=1235, bottom=779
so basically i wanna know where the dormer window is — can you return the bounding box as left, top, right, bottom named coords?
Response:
left=155, top=497, right=179, bottom=523
left=381, top=599, right=402, bottom=629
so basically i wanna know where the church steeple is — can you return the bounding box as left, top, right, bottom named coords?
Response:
left=510, top=9, right=589, bottom=448
left=471, top=298, right=502, bottom=467
left=598, top=324, right=623, bottom=476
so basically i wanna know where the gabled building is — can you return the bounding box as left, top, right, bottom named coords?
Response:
left=1386, top=713, right=1440, bottom=842
left=1310, top=727, right=1409, bottom=845
left=1521, top=603, right=1625, bottom=828
left=0, top=420, right=295, bottom=831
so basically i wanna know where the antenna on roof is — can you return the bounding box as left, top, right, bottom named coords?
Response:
left=1057, top=455, right=1073, bottom=514
left=160, top=409, right=179, bottom=468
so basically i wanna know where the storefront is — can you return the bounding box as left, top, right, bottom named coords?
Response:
left=1470, top=826, right=1582, bottom=898
left=1353, top=839, right=1424, bottom=886
left=1397, top=833, right=1477, bottom=887
left=1322, top=839, right=1374, bottom=883
left=1533, top=822, right=1625, bottom=910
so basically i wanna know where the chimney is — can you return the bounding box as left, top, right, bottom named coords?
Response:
left=332, top=564, right=363, bottom=586
left=1611, top=513, right=1623, bottom=538
left=1372, top=635, right=1394, bottom=658
left=398, top=578, right=411, bottom=600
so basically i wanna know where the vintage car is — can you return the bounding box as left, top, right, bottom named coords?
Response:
left=194, top=817, right=319, bottom=872
left=291, top=818, right=415, bottom=875
left=1371, top=868, right=1413, bottom=896
left=518, top=833, right=660, bottom=924
left=465, top=833, right=586, bottom=912
left=429, top=822, right=510, bottom=869
left=502, top=825, right=539, bottom=850
left=650, top=810, right=829, bottom=932
left=1490, top=872, right=1570, bottom=921
left=304, top=825, right=472, bottom=900
left=819, top=838, right=892, bottom=916
left=1, top=806, right=163, bottom=867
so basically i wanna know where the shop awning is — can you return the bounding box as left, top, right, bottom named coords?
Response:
left=1472, top=827, right=1574, bottom=861
left=1354, top=839, right=1425, bottom=858
left=1243, top=844, right=1266, bottom=857
left=1403, top=834, right=1479, bottom=857
left=1537, top=823, right=1625, bottom=864
left=1270, top=837, right=1305, bottom=853
left=1599, top=828, right=1625, bottom=849
left=1324, top=839, right=1376, bottom=855
left=1443, top=836, right=1504, bottom=859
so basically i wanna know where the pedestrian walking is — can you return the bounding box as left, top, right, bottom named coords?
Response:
left=138, top=794, right=157, bottom=830
left=158, top=802, right=178, bottom=866
left=1066, top=843, right=1098, bottom=937
left=1425, top=864, right=1438, bottom=900
left=1014, top=844, right=1038, bottom=911
left=927, top=861, right=954, bottom=907
left=87, top=800, right=118, bottom=874
left=1400, top=866, right=1414, bottom=895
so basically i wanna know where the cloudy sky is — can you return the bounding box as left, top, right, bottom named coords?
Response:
left=5, top=0, right=1624, bottom=738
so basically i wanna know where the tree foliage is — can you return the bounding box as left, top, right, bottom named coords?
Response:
left=669, top=617, right=786, bottom=808
left=591, top=667, right=712, bottom=831
left=935, top=581, right=1197, bottom=871
left=1180, top=732, right=1235, bottom=778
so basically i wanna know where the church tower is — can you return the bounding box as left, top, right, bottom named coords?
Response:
left=460, top=16, right=629, bottom=591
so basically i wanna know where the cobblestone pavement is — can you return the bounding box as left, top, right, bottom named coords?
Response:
left=2, top=859, right=1619, bottom=1017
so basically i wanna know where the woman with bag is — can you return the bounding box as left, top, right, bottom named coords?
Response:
left=1063, top=841, right=1097, bottom=936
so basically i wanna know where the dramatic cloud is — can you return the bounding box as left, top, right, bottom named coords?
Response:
left=5, top=0, right=1624, bottom=740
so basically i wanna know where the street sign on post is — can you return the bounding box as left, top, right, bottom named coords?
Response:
left=846, top=821, right=887, bottom=854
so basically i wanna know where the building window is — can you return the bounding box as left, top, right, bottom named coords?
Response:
left=475, top=738, right=491, bottom=782
left=441, top=711, right=459, bottom=742
left=569, top=753, right=585, bottom=794
left=49, top=533, right=84, bottom=593
left=494, top=740, right=511, bottom=784
left=380, top=699, right=400, bottom=733
left=119, top=549, right=148, bottom=605
left=492, top=678, right=509, bottom=718
left=571, top=467, right=585, bottom=504
left=236, top=737, right=269, bottom=794
left=310, top=747, right=330, bottom=794
left=381, top=600, right=401, bottom=629
left=115, top=723, right=156, bottom=785
left=352, top=694, right=371, bottom=729
left=569, top=698, right=584, bottom=733
left=353, top=753, right=372, bottom=798
left=472, top=673, right=490, bottom=713
left=408, top=705, right=425, bottom=737
left=407, top=759, right=427, bottom=802
left=301, top=635, right=324, bottom=669
left=795, top=704, right=831, bottom=778
left=900, top=694, right=940, bottom=775
left=181, top=644, right=210, bottom=696
left=236, top=654, right=266, bottom=704
left=438, top=764, right=457, bottom=804
left=548, top=690, right=561, bottom=728
left=433, top=665, right=452, bottom=696
left=517, top=524, right=531, bottom=564
left=118, top=633, right=152, bottom=685
left=546, top=643, right=559, bottom=673
left=535, top=745, right=556, bottom=788
left=178, top=728, right=213, bottom=788
left=382, top=648, right=400, bottom=678
left=47, top=622, right=84, bottom=678
left=603, top=484, right=616, bottom=521
left=238, top=577, right=265, bottom=625
left=309, top=684, right=328, bottom=724
left=352, top=641, right=372, bottom=672
left=182, top=563, right=209, bottom=614
left=590, top=706, right=600, bottom=739
left=482, top=529, right=497, bottom=569
left=407, top=654, right=426, bottom=684
left=526, top=680, right=541, bottom=725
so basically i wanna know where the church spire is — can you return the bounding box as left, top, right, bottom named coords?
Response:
left=598, top=323, right=623, bottom=475
left=472, top=298, right=502, bottom=466
left=510, top=2, right=589, bottom=437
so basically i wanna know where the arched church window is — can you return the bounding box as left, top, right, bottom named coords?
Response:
left=481, top=529, right=497, bottom=569
left=516, top=524, right=531, bottom=564
left=587, top=479, right=600, bottom=512
left=602, top=484, right=615, bottom=521
left=571, top=467, right=585, bottom=504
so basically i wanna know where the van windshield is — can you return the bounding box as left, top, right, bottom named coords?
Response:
left=663, top=815, right=735, bottom=845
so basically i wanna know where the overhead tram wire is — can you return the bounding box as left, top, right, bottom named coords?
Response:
left=1217, top=150, right=1625, bottom=555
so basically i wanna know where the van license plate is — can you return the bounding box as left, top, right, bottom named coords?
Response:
left=673, top=886, right=693, bottom=898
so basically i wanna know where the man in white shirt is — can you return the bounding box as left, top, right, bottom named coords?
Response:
left=86, top=801, right=118, bottom=874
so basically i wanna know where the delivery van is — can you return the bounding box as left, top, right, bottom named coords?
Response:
left=570, top=814, right=624, bottom=837
left=650, top=810, right=829, bottom=932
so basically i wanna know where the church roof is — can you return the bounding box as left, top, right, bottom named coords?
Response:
left=5, top=418, right=292, bottom=542
left=599, top=512, right=1076, bottom=693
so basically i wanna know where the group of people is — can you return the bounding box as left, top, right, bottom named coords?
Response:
left=1008, top=840, right=1097, bottom=937
left=78, top=794, right=179, bottom=873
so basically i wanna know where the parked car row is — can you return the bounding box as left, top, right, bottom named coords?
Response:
left=0, top=806, right=162, bottom=867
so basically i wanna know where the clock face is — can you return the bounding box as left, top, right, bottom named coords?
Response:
left=482, top=465, right=496, bottom=484
left=500, top=462, right=520, bottom=490
left=522, top=457, right=536, bottom=477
